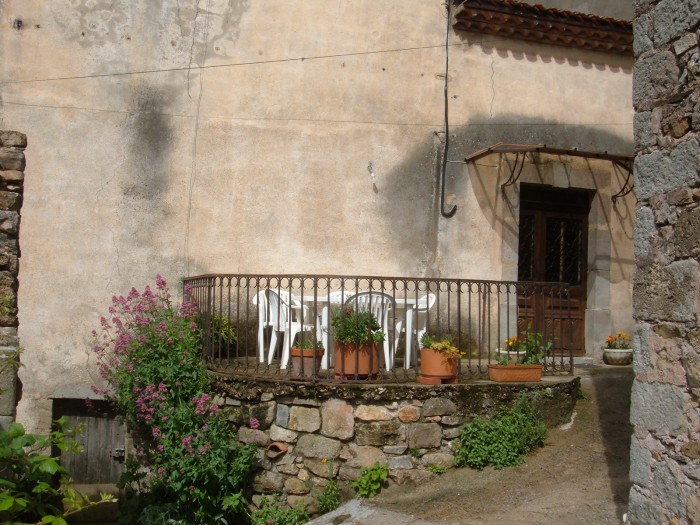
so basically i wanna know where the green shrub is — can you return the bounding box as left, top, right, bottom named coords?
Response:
left=250, top=494, right=309, bottom=525
left=453, top=395, right=546, bottom=470
left=0, top=420, right=115, bottom=525
left=353, top=462, right=388, bottom=498
left=92, top=276, right=256, bottom=524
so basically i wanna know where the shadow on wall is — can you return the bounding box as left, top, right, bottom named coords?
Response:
left=380, top=114, right=632, bottom=275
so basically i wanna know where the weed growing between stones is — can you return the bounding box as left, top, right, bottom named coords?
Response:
left=250, top=494, right=309, bottom=525
left=452, top=394, right=546, bottom=470
left=92, top=276, right=256, bottom=524
left=353, top=462, right=389, bottom=498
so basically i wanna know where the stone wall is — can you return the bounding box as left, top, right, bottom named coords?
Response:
left=0, top=131, right=25, bottom=429
left=629, top=2, right=700, bottom=523
left=214, top=376, right=579, bottom=513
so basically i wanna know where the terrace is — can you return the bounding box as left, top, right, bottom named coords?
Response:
left=184, top=274, right=575, bottom=382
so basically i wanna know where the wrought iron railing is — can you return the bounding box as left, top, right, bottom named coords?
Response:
left=182, top=274, right=574, bottom=382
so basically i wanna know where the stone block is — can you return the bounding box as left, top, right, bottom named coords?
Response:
left=688, top=489, right=700, bottom=524
left=0, top=149, right=25, bottom=172
left=627, top=487, right=667, bottom=524
left=633, top=14, right=652, bottom=56
left=389, top=469, right=435, bottom=486
left=442, top=427, right=461, bottom=439
left=421, top=452, right=454, bottom=468
left=338, top=466, right=361, bottom=481
left=407, top=423, right=442, bottom=449
left=633, top=114, right=653, bottom=150
left=387, top=455, right=414, bottom=470
left=654, top=0, right=700, bottom=46
left=284, top=477, right=310, bottom=495
left=253, top=471, right=284, bottom=493
left=0, top=132, right=26, bottom=148
left=634, top=139, right=699, bottom=200
left=292, top=397, right=320, bottom=406
left=295, top=434, right=341, bottom=459
left=276, top=462, right=300, bottom=476
left=0, top=212, right=19, bottom=236
left=634, top=261, right=700, bottom=323
left=355, top=420, right=402, bottom=446
left=343, top=444, right=387, bottom=468
left=630, top=381, right=687, bottom=437
left=305, top=457, right=339, bottom=478
left=269, top=424, right=298, bottom=443
left=629, top=435, right=652, bottom=487
left=422, top=397, right=457, bottom=416
left=288, top=406, right=321, bottom=432
left=440, top=415, right=463, bottom=426
left=238, top=427, right=270, bottom=447
left=0, top=192, right=20, bottom=212
left=674, top=206, right=700, bottom=257
left=276, top=404, right=290, bottom=427
left=286, top=495, right=318, bottom=515
left=261, top=393, right=274, bottom=402
left=633, top=51, right=679, bottom=108
left=355, top=404, right=392, bottom=421
left=225, top=406, right=245, bottom=425
left=0, top=171, right=23, bottom=183
left=383, top=444, right=408, bottom=455
left=397, top=405, right=420, bottom=422
left=652, top=461, right=688, bottom=516
left=321, top=399, right=354, bottom=439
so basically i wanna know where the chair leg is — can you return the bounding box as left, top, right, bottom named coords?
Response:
left=258, top=324, right=266, bottom=363
left=267, top=330, right=279, bottom=365
left=281, top=328, right=297, bottom=369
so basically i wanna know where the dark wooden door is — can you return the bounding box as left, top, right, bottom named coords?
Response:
left=517, top=185, right=591, bottom=355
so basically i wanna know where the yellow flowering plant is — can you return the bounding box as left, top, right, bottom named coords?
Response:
left=605, top=332, right=631, bottom=349
left=498, top=329, right=552, bottom=365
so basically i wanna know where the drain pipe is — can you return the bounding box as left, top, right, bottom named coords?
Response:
left=441, top=1, right=456, bottom=218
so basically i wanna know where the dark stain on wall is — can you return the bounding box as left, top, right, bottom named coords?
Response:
left=121, top=85, right=174, bottom=202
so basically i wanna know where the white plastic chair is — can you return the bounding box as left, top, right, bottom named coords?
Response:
left=397, top=293, right=436, bottom=369
left=253, top=289, right=313, bottom=368
left=344, top=291, right=395, bottom=371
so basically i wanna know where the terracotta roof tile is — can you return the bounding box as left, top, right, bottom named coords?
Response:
left=453, top=0, right=633, bottom=56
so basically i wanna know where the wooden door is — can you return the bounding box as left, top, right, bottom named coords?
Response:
left=517, top=185, right=591, bottom=355
left=53, top=399, right=125, bottom=522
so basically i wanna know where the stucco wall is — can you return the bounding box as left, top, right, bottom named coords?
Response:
left=0, top=1, right=633, bottom=433
left=628, top=1, right=700, bottom=523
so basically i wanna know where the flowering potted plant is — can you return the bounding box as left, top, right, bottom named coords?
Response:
left=417, top=333, right=462, bottom=385
left=603, top=332, right=632, bottom=365
left=331, top=306, right=384, bottom=379
left=488, top=329, right=551, bottom=382
left=290, top=331, right=325, bottom=379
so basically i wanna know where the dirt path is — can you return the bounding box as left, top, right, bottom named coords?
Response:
left=364, top=366, right=633, bottom=525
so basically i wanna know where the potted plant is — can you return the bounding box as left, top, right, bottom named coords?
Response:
left=290, top=331, right=325, bottom=379
left=488, top=329, right=551, bottom=382
left=417, top=333, right=462, bottom=385
left=331, top=306, right=384, bottom=379
left=603, top=332, right=632, bottom=365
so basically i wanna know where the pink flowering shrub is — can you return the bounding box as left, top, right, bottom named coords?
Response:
left=92, top=276, right=256, bottom=524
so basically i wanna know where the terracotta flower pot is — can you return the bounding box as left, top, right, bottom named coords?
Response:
left=487, top=364, right=542, bottom=382
left=334, top=341, right=380, bottom=379
left=290, top=347, right=324, bottom=378
left=420, top=347, right=458, bottom=379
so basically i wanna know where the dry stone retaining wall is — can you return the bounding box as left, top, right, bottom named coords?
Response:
left=630, top=1, right=700, bottom=523
left=0, top=131, right=25, bottom=430
left=214, top=376, right=579, bottom=512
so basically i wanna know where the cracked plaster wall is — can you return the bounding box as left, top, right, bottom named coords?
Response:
left=0, top=0, right=632, bottom=433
